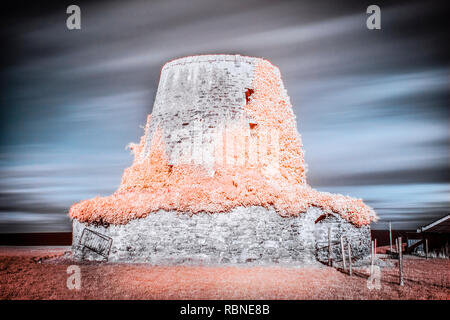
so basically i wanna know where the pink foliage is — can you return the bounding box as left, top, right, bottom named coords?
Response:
left=69, top=59, right=377, bottom=227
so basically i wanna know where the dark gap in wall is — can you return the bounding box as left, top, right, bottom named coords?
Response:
left=245, top=88, right=254, bottom=104
left=315, top=214, right=331, bottom=224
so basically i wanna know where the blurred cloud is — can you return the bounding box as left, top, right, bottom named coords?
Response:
left=0, top=0, right=448, bottom=232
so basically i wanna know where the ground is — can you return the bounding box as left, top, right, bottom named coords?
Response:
left=0, top=247, right=448, bottom=300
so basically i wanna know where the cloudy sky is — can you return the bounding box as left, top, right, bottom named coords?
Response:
left=0, top=0, right=448, bottom=232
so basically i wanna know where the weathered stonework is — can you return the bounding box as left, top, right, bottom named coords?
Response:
left=142, top=55, right=257, bottom=170
left=314, top=214, right=371, bottom=264
left=72, top=206, right=370, bottom=264
left=70, top=54, right=374, bottom=264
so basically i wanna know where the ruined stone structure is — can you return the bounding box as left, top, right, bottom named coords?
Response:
left=142, top=55, right=256, bottom=172
left=70, top=55, right=376, bottom=264
left=72, top=207, right=371, bottom=264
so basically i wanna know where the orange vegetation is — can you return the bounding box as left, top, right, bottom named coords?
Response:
left=69, top=59, right=377, bottom=226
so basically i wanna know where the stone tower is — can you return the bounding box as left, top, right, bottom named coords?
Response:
left=139, top=55, right=304, bottom=178
left=70, top=55, right=376, bottom=263
left=143, top=55, right=256, bottom=170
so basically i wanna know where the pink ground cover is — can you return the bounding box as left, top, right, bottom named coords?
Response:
left=1, top=248, right=448, bottom=300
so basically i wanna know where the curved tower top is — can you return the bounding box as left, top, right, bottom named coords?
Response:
left=142, top=55, right=283, bottom=169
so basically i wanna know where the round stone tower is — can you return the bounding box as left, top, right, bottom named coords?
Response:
left=70, top=54, right=376, bottom=264
left=143, top=55, right=256, bottom=170
left=140, top=55, right=300, bottom=175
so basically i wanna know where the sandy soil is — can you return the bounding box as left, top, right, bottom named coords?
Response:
left=0, top=247, right=448, bottom=300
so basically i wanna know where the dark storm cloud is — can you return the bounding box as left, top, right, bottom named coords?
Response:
left=0, top=0, right=448, bottom=232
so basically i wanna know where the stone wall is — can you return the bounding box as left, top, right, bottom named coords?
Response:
left=72, top=206, right=370, bottom=265
left=314, top=214, right=371, bottom=264
left=141, top=55, right=257, bottom=171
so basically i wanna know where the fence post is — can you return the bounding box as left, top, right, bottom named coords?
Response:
left=328, top=226, right=332, bottom=266
left=399, top=236, right=404, bottom=286
left=348, top=240, right=352, bottom=277
left=340, top=236, right=346, bottom=271
left=371, top=240, right=374, bottom=277
left=389, top=221, right=392, bottom=252
left=425, top=238, right=429, bottom=259
left=374, top=238, right=377, bottom=258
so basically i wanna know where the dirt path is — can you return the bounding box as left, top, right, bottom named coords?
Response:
left=0, top=247, right=448, bottom=300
